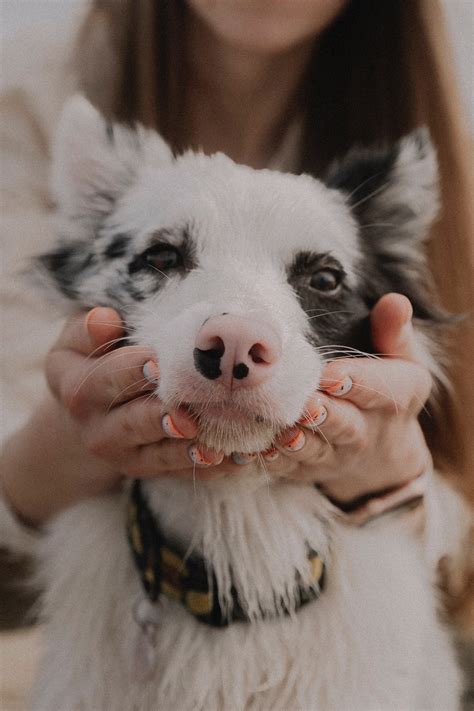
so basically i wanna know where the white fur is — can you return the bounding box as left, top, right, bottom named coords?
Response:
left=31, top=98, right=462, bottom=710
left=33, top=482, right=461, bottom=711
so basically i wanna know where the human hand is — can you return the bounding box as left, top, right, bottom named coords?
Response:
left=235, top=294, right=433, bottom=505
left=46, top=307, right=228, bottom=484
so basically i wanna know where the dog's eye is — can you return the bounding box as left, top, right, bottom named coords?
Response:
left=143, top=244, right=183, bottom=272
left=310, top=269, right=342, bottom=293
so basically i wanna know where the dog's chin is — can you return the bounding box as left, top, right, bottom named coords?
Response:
left=195, top=414, right=281, bottom=456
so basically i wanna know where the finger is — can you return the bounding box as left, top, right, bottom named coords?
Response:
left=320, top=357, right=432, bottom=415
left=370, top=293, right=420, bottom=362
left=55, top=307, right=125, bottom=357
left=48, top=345, right=157, bottom=415
left=85, top=397, right=199, bottom=455
left=125, top=441, right=224, bottom=478
left=275, top=397, right=366, bottom=460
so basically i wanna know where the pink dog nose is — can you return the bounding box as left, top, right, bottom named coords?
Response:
left=194, top=314, right=281, bottom=389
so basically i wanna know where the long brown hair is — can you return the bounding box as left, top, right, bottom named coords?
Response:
left=76, top=0, right=474, bottom=500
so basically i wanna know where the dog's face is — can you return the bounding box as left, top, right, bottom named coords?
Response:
left=37, top=97, right=440, bottom=453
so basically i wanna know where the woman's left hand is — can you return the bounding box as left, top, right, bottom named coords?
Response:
left=259, top=293, right=433, bottom=503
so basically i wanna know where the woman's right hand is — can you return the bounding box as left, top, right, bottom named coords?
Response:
left=46, top=307, right=224, bottom=481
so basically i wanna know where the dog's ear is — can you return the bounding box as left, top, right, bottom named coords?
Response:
left=326, top=129, right=443, bottom=321
left=32, top=95, right=173, bottom=306
left=51, top=94, right=173, bottom=235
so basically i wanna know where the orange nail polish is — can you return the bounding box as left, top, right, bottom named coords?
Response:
left=281, top=429, right=306, bottom=452
left=323, top=377, right=352, bottom=397
left=188, top=445, right=224, bottom=467
left=162, top=414, right=186, bottom=439
left=298, top=406, right=328, bottom=428
left=262, top=447, right=279, bottom=462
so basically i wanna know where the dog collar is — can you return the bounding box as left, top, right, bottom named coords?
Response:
left=127, top=480, right=326, bottom=628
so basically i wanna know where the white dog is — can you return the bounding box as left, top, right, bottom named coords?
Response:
left=30, top=96, right=462, bottom=710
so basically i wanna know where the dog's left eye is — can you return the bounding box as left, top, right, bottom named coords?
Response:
left=143, top=244, right=183, bottom=272
left=310, top=269, right=342, bottom=293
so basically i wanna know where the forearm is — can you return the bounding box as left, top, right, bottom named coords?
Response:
left=0, top=395, right=119, bottom=527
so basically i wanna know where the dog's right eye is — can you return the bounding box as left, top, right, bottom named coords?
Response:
left=142, top=244, right=184, bottom=272
left=309, top=268, right=342, bottom=294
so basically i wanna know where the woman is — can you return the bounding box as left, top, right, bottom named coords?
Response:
left=0, top=0, right=472, bottom=633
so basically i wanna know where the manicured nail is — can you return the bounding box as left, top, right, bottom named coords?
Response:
left=280, top=428, right=306, bottom=452
left=162, top=414, right=186, bottom=439
left=262, top=447, right=279, bottom=462
left=231, top=452, right=257, bottom=466
left=188, top=445, right=224, bottom=467
left=298, top=405, right=328, bottom=429
left=143, top=360, right=160, bottom=383
left=323, top=376, right=352, bottom=397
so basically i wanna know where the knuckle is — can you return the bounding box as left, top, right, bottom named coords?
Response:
left=118, top=408, right=140, bottom=441
left=62, top=381, right=89, bottom=419
left=352, top=430, right=370, bottom=453
left=380, top=396, right=404, bottom=416
left=343, top=418, right=359, bottom=442
left=130, top=447, right=167, bottom=477
left=84, top=430, right=110, bottom=459
left=142, top=403, right=164, bottom=437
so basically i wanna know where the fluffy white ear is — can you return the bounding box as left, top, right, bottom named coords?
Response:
left=52, top=94, right=173, bottom=233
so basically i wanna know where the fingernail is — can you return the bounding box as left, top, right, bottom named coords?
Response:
left=323, top=376, right=352, bottom=397
left=84, top=307, right=118, bottom=333
left=143, top=360, right=160, bottom=383
left=162, top=414, right=186, bottom=439
left=280, top=428, right=306, bottom=452
left=188, top=445, right=224, bottom=467
left=231, top=452, right=257, bottom=466
left=298, top=405, right=328, bottom=429
left=262, top=447, right=279, bottom=462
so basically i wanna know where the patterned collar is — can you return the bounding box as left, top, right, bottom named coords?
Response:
left=127, top=480, right=325, bottom=628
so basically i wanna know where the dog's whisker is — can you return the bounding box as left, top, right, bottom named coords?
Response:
left=146, top=263, right=172, bottom=280
left=106, top=377, right=151, bottom=412
left=306, top=310, right=355, bottom=321
left=72, top=349, right=153, bottom=398
left=351, top=180, right=390, bottom=210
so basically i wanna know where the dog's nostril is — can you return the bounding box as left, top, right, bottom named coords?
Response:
left=233, top=363, right=249, bottom=380
left=205, top=337, right=225, bottom=358
left=194, top=341, right=225, bottom=380
left=248, top=343, right=267, bottom=365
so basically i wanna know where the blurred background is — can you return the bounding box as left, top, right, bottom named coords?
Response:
left=1, top=0, right=473, bottom=131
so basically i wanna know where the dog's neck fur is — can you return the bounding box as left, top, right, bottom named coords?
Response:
left=144, top=474, right=332, bottom=618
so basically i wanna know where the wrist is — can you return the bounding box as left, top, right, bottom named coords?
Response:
left=321, top=471, right=429, bottom=526
left=0, top=395, right=120, bottom=526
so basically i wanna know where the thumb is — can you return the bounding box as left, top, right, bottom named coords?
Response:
left=371, top=293, right=419, bottom=361
left=55, top=307, right=124, bottom=356
left=85, top=307, right=125, bottom=352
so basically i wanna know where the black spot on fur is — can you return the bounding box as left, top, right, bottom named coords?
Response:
left=128, top=227, right=197, bottom=276
left=106, top=279, right=147, bottom=304
left=104, top=234, right=130, bottom=259
left=37, top=242, right=94, bottom=300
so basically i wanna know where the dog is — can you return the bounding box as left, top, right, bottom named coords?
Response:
left=30, top=95, right=461, bottom=710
